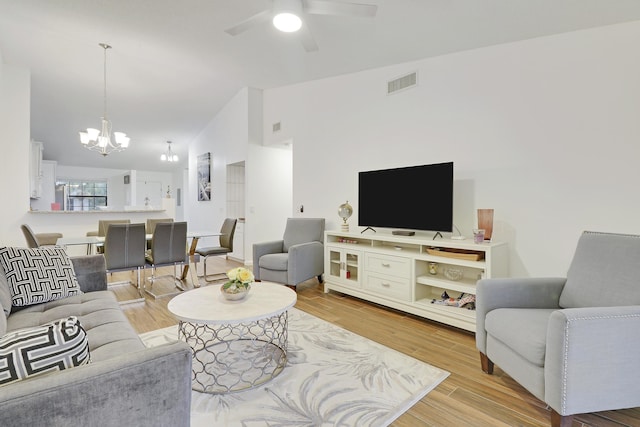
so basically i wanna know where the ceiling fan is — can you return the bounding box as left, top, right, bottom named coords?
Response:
left=225, top=0, right=378, bottom=52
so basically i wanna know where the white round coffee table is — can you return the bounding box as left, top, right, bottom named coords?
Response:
left=167, top=282, right=297, bottom=394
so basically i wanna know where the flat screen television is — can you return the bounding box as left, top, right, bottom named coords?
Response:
left=358, top=162, right=453, bottom=233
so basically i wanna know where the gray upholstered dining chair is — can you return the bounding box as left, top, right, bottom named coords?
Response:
left=145, top=221, right=188, bottom=298
left=476, top=231, right=640, bottom=427
left=20, top=224, right=63, bottom=248
left=103, top=223, right=147, bottom=304
left=253, top=217, right=325, bottom=289
left=195, top=218, right=237, bottom=282
left=146, top=218, right=174, bottom=234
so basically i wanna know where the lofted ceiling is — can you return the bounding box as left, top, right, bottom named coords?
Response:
left=2, top=0, right=640, bottom=172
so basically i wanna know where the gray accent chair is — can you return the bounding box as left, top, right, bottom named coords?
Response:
left=195, top=218, right=237, bottom=282
left=104, top=223, right=147, bottom=303
left=145, top=221, right=189, bottom=298
left=476, top=231, right=640, bottom=427
left=20, top=224, right=62, bottom=247
left=253, top=218, right=325, bottom=288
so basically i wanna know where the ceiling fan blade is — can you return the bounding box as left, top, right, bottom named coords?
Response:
left=303, top=0, right=377, bottom=17
left=299, top=23, right=319, bottom=52
left=225, top=9, right=273, bottom=36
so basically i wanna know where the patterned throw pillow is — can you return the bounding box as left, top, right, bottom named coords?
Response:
left=0, top=247, right=82, bottom=307
left=0, top=316, right=90, bottom=386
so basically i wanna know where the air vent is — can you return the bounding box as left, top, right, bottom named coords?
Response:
left=387, top=71, right=417, bottom=95
left=272, top=122, right=281, bottom=133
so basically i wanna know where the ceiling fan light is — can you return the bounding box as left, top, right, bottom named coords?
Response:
left=273, top=12, right=302, bottom=32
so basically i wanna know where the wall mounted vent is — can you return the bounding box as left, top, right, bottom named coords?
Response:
left=272, top=122, right=281, bottom=133
left=387, top=71, right=417, bottom=95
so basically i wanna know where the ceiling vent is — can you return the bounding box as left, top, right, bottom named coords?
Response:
left=387, top=71, right=417, bottom=95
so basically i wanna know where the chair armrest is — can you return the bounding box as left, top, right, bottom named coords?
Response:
left=71, top=255, right=108, bottom=293
left=0, top=341, right=192, bottom=427
left=476, top=277, right=566, bottom=353
left=287, top=241, right=324, bottom=286
left=252, top=240, right=284, bottom=280
left=544, top=306, right=640, bottom=416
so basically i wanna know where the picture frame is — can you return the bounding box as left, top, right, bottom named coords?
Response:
left=197, top=152, right=211, bottom=201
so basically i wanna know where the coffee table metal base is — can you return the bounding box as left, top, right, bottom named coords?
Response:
left=178, top=311, right=289, bottom=394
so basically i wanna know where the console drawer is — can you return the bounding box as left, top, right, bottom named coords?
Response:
left=364, top=253, right=410, bottom=278
left=364, top=273, right=411, bottom=301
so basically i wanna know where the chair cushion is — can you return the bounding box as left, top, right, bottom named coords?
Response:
left=560, top=231, right=640, bottom=308
left=485, top=308, right=557, bottom=367
left=196, top=246, right=230, bottom=257
left=0, top=316, right=90, bottom=386
left=259, top=253, right=288, bottom=271
left=0, top=247, right=82, bottom=307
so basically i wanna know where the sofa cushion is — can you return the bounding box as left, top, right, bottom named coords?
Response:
left=7, top=291, right=144, bottom=362
left=560, top=231, right=640, bottom=308
left=0, top=316, right=90, bottom=386
left=0, top=247, right=82, bottom=307
left=485, top=308, right=557, bottom=367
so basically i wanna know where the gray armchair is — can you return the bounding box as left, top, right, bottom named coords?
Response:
left=476, top=231, right=640, bottom=427
left=253, top=218, right=325, bottom=288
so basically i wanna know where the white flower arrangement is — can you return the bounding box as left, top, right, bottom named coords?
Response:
left=222, top=267, right=254, bottom=293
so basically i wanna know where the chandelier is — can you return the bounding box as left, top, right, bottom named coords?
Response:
left=79, top=43, right=130, bottom=156
left=161, top=141, right=179, bottom=162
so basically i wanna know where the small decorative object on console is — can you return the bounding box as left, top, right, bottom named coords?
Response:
left=338, top=201, right=353, bottom=232
left=221, top=267, right=254, bottom=301
left=444, top=267, right=464, bottom=281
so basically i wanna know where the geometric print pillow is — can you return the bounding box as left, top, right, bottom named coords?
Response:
left=0, top=246, right=82, bottom=307
left=0, top=316, right=90, bottom=386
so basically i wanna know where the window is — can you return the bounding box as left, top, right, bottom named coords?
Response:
left=56, top=179, right=107, bottom=211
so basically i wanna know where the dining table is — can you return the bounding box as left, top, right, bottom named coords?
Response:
left=58, top=230, right=221, bottom=287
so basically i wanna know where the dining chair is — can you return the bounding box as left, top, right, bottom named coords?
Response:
left=145, top=221, right=189, bottom=298
left=103, top=223, right=147, bottom=304
left=146, top=218, right=174, bottom=234
left=195, top=218, right=237, bottom=282
left=20, top=224, right=63, bottom=248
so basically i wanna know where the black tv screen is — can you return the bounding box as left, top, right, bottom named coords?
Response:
left=358, top=162, right=453, bottom=232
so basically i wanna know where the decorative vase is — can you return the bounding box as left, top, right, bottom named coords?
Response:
left=220, top=282, right=251, bottom=301
left=477, top=209, right=494, bottom=241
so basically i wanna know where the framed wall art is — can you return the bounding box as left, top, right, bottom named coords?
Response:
left=197, top=152, right=211, bottom=201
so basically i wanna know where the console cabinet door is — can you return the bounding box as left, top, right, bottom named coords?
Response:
left=326, top=247, right=362, bottom=288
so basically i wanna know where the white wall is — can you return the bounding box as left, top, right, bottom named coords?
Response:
left=0, top=61, right=31, bottom=246
left=263, top=20, right=640, bottom=278
left=187, top=87, right=292, bottom=264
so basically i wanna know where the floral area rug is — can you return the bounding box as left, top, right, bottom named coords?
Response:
left=139, top=308, right=449, bottom=426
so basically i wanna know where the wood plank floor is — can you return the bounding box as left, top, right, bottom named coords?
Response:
left=110, top=257, right=640, bottom=427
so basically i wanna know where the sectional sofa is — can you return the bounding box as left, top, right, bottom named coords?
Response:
left=0, top=250, right=192, bottom=427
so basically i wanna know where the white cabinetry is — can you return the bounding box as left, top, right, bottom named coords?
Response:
left=325, top=246, right=362, bottom=289
left=229, top=221, right=245, bottom=262
left=324, top=231, right=508, bottom=332
left=29, top=141, right=44, bottom=199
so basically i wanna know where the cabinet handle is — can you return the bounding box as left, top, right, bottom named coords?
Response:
left=381, top=263, right=390, bottom=267
left=381, top=282, right=391, bottom=287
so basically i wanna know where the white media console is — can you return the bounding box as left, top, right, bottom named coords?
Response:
left=324, top=230, right=509, bottom=332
